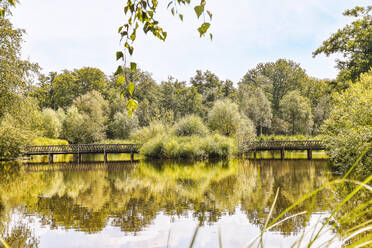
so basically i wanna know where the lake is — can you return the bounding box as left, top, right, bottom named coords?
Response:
left=0, top=159, right=358, bottom=247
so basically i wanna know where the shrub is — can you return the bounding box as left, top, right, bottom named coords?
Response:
left=321, top=70, right=372, bottom=175
left=0, top=119, right=31, bottom=160
left=140, top=134, right=236, bottom=160
left=108, top=112, right=139, bottom=139
left=172, top=115, right=208, bottom=137
left=61, top=106, right=86, bottom=144
left=236, top=116, right=256, bottom=154
left=131, top=121, right=166, bottom=145
left=208, top=99, right=241, bottom=136
left=40, top=108, right=62, bottom=138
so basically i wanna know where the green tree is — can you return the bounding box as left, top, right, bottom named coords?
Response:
left=40, top=108, right=62, bottom=138
left=108, top=112, right=139, bottom=139
left=48, top=67, right=107, bottom=109
left=61, top=106, right=86, bottom=144
left=208, top=99, right=248, bottom=137
left=313, top=6, right=372, bottom=82
left=239, top=59, right=309, bottom=114
left=279, top=91, right=313, bottom=135
left=239, top=86, right=272, bottom=136
left=0, top=8, right=39, bottom=119
left=321, top=70, right=372, bottom=175
left=172, top=115, right=208, bottom=137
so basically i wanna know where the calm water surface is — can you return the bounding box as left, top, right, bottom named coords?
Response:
left=0, top=159, right=349, bottom=247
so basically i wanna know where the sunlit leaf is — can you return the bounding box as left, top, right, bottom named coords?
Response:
left=194, top=5, right=204, bottom=19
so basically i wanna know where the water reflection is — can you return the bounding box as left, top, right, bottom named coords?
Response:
left=0, top=160, right=346, bottom=247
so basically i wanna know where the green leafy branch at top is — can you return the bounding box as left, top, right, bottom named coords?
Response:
left=0, top=0, right=16, bottom=17
left=115, top=0, right=213, bottom=117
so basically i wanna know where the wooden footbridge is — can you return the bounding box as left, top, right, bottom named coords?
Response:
left=244, top=140, right=325, bottom=160
left=23, top=140, right=325, bottom=163
left=23, top=144, right=140, bottom=163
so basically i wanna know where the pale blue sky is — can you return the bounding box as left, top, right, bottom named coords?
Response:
left=11, top=0, right=371, bottom=83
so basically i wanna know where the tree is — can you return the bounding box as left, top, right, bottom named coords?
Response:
left=279, top=91, right=313, bottom=135
left=108, top=112, right=139, bottom=139
left=239, top=86, right=272, bottom=135
left=40, top=108, right=62, bottom=138
left=321, top=70, right=372, bottom=175
left=0, top=8, right=39, bottom=119
left=208, top=99, right=241, bottom=136
left=61, top=106, right=86, bottom=144
left=172, top=115, right=208, bottom=137
left=239, top=59, right=309, bottom=114
left=313, top=6, right=372, bottom=82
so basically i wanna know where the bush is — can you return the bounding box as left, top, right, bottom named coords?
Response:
left=236, top=116, right=256, bottom=154
left=108, top=112, right=139, bottom=139
left=208, top=99, right=241, bottom=136
left=40, top=108, right=62, bottom=138
left=140, top=134, right=236, bottom=160
left=131, top=121, right=166, bottom=145
left=172, top=115, right=208, bottom=137
left=0, top=119, right=31, bottom=160
left=321, top=70, right=372, bottom=175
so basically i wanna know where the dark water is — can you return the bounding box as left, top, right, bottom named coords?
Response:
left=0, top=159, right=356, bottom=247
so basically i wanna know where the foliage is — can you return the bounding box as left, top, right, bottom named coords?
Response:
left=172, top=115, right=208, bottom=137
left=131, top=121, right=166, bottom=145
left=236, top=116, right=256, bottom=154
left=107, top=112, right=139, bottom=139
left=239, top=59, right=309, bottom=114
left=40, top=108, right=62, bottom=138
left=321, top=70, right=372, bottom=175
left=313, top=6, right=372, bottom=82
left=0, top=118, right=30, bottom=160
left=140, top=134, right=236, bottom=160
left=61, top=106, right=86, bottom=144
left=239, top=86, right=272, bottom=135
left=280, top=90, right=313, bottom=135
left=207, top=99, right=242, bottom=136
left=32, top=137, right=68, bottom=146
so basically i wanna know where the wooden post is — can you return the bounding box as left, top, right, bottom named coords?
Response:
left=131, top=151, right=134, bottom=162
left=254, top=151, right=257, bottom=160
left=104, top=152, right=108, bottom=163
left=78, top=153, right=82, bottom=163
left=307, top=148, right=312, bottom=160
left=281, top=149, right=285, bottom=160
left=48, top=153, right=53, bottom=163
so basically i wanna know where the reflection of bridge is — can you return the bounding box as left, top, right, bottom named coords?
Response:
left=23, top=144, right=140, bottom=163
left=244, top=140, right=325, bottom=160
left=23, top=161, right=138, bottom=172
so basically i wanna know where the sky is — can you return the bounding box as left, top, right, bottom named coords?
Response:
left=11, top=0, right=371, bottom=83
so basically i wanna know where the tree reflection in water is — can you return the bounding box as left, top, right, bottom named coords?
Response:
left=0, top=159, right=355, bottom=247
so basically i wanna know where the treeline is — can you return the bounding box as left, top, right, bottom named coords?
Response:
left=26, top=60, right=333, bottom=141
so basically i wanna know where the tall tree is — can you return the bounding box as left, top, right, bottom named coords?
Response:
left=279, top=91, right=313, bottom=135
left=239, top=59, right=309, bottom=114
left=313, top=6, right=372, bottom=82
left=239, top=86, right=272, bottom=136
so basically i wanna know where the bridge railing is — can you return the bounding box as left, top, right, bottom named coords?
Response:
left=244, top=140, right=324, bottom=150
left=24, top=144, right=140, bottom=154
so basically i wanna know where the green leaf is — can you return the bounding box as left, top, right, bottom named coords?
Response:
left=128, top=81, right=135, bottom=96
left=130, top=32, right=136, bottom=41
left=116, top=51, right=124, bottom=61
left=207, top=10, right=212, bottom=20
left=117, top=75, right=125, bottom=85
left=114, top=65, right=124, bottom=76
left=127, top=99, right=138, bottom=115
left=130, top=62, right=137, bottom=72
left=194, top=5, right=204, bottom=19
left=197, top=22, right=210, bottom=37
left=209, top=33, right=213, bottom=41
left=179, top=14, right=184, bottom=21
left=127, top=109, right=133, bottom=118
left=171, top=7, right=175, bottom=16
